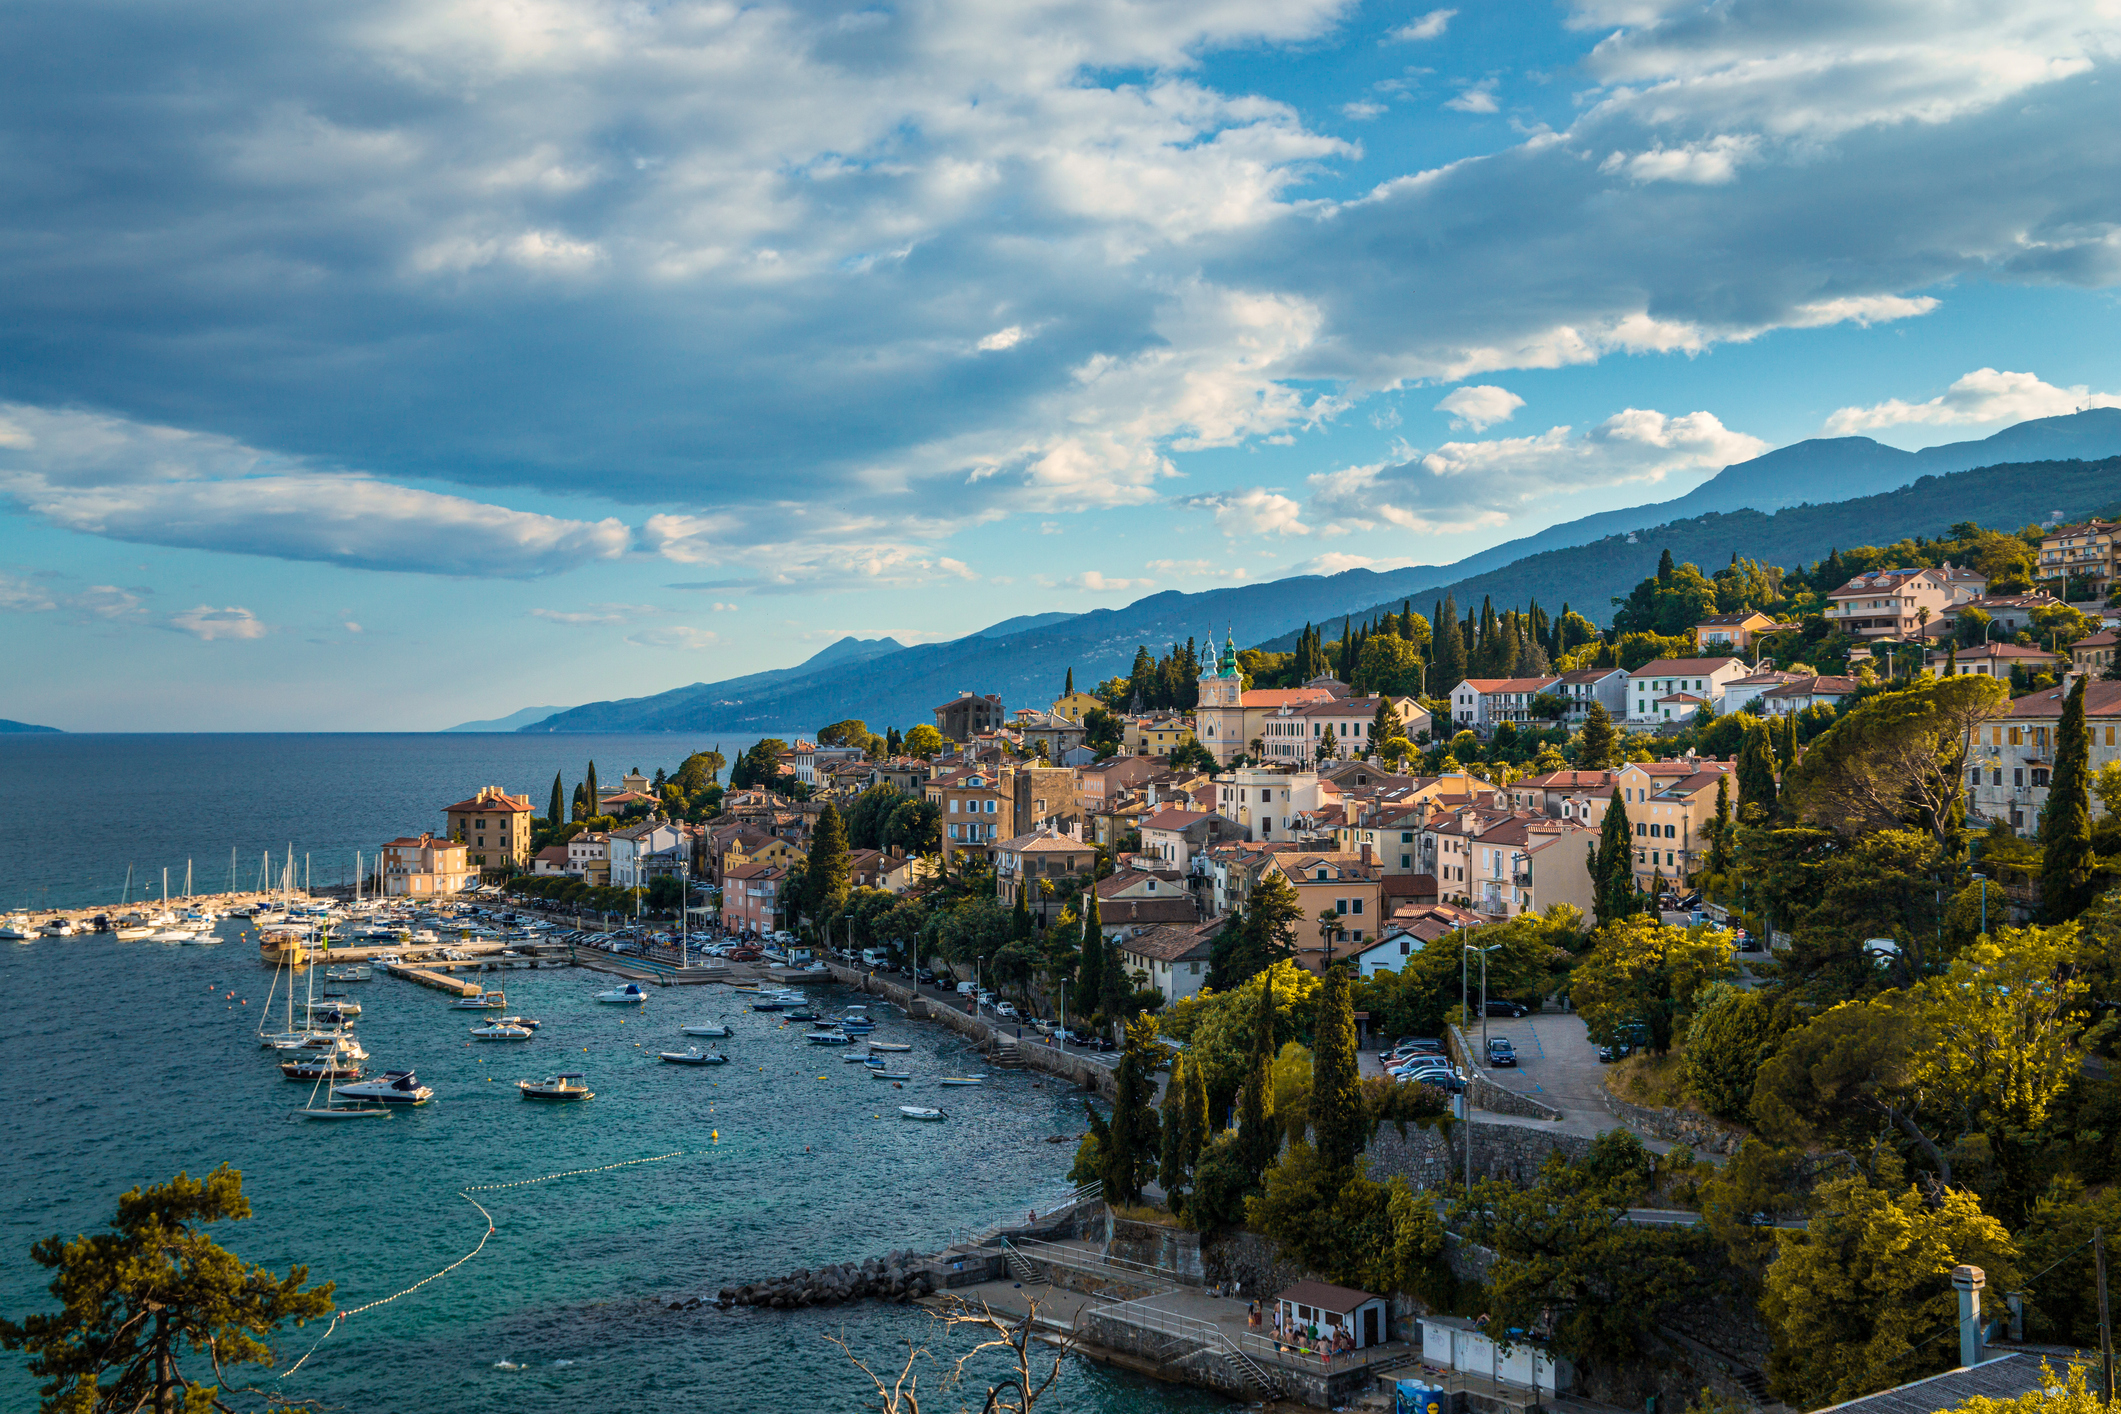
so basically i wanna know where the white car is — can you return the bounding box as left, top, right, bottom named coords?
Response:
left=994, top=1002, right=1019, bottom=1019
left=956, top=981, right=977, bottom=996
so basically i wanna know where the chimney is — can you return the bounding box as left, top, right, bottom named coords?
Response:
left=1360, top=843, right=1374, bottom=867
left=1953, top=1265, right=1986, bottom=1367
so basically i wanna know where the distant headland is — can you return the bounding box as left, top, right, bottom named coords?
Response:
left=0, top=719, right=61, bottom=733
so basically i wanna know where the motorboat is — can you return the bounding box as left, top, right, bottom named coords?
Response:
left=469, top=1022, right=535, bottom=1042
left=281, top=1048, right=366, bottom=1081
left=306, top=998, right=361, bottom=1018
left=749, top=998, right=790, bottom=1012
left=938, top=1075, right=986, bottom=1086
left=866, top=1041, right=911, bottom=1053
left=785, top=1010, right=821, bottom=1022
left=897, top=1107, right=947, bottom=1121
left=658, top=1047, right=729, bottom=1065
left=324, top=964, right=374, bottom=982
left=680, top=1021, right=731, bottom=1038
left=298, top=1069, right=392, bottom=1120
left=451, top=991, right=506, bottom=1010
left=39, top=919, right=77, bottom=936
left=306, top=1005, right=359, bottom=1026
left=804, top=1029, right=851, bottom=1045
left=519, top=1073, right=594, bottom=1100
left=336, top=1070, right=433, bottom=1106
left=870, top=1068, right=913, bottom=1081
left=0, top=915, right=31, bottom=942
left=842, top=1051, right=876, bottom=1062
left=493, top=1015, right=542, bottom=1030
left=595, top=983, right=650, bottom=1005
left=274, top=1033, right=367, bottom=1060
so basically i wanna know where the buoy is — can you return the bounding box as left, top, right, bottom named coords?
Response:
left=711, top=1130, right=719, bottom=1140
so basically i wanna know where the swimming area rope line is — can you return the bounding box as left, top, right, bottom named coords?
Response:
left=278, top=1149, right=690, bottom=1379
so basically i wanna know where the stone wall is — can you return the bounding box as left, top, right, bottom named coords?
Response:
left=1199, top=1228, right=1308, bottom=1300
left=1447, top=1025, right=1565, bottom=1121
left=1599, top=1091, right=1746, bottom=1156
left=1106, top=1217, right=1205, bottom=1283
left=1364, top=1117, right=1595, bottom=1192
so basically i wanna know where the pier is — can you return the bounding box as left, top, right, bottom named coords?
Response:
left=386, top=964, right=484, bottom=997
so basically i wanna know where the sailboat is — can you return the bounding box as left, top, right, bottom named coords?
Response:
left=298, top=1056, right=392, bottom=1119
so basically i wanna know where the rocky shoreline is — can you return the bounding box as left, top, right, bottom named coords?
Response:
left=686, top=1249, right=941, bottom=1311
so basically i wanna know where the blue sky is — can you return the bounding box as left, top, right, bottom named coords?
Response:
left=5, top=0, right=2121, bottom=730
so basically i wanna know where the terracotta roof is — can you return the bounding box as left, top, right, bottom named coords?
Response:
left=995, top=830, right=1096, bottom=853
left=725, top=861, right=785, bottom=881
left=1098, top=897, right=1198, bottom=927
left=1556, top=667, right=1625, bottom=683
left=1141, top=808, right=1214, bottom=832
left=1763, top=674, right=1859, bottom=697
left=534, top=845, right=570, bottom=864
left=1238, top=688, right=1337, bottom=708
left=2077, top=628, right=2120, bottom=648
left=443, top=793, right=533, bottom=814
left=1696, top=611, right=1769, bottom=626
left=1656, top=693, right=1706, bottom=705
left=1951, top=643, right=2066, bottom=661
left=1457, top=676, right=1562, bottom=693
left=2006, top=681, right=2121, bottom=718
left=1119, top=920, right=1223, bottom=963
left=1518, top=769, right=1617, bottom=790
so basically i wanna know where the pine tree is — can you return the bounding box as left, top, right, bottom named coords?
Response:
left=1098, top=1017, right=1161, bottom=1204
left=1236, top=969, right=1279, bottom=1179
left=2041, top=672, right=2095, bottom=921
left=1736, top=721, right=1778, bottom=819
left=547, top=770, right=565, bottom=829
left=1774, top=711, right=1797, bottom=769
left=1310, top=966, right=1365, bottom=1174
left=1707, top=775, right=1734, bottom=880
left=1372, top=697, right=1405, bottom=747
left=1338, top=616, right=1354, bottom=681
left=1073, top=894, right=1105, bottom=1018
left=1100, top=934, right=1130, bottom=1022
left=1578, top=699, right=1618, bottom=770
left=1316, top=726, right=1338, bottom=762
left=1592, top=793, right=1636, bottom=926
left=807, top=801, right=851, bottom=921
left=1658, top=547, right=1675, bottom=583
left=1127, top=645, right=1156, bottom=709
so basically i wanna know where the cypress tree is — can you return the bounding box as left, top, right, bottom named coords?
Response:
left=1658, top=547, right=1675, bottom=583
left=2041, top=673, right=2095, bottom=921
left=547, top=770, right=564, bottom=829
left=1180, top=1047, right=1210, bottom=1177
left=1100, top=932, right=1130, bottom=1022
left=1946, top=641, right=1958, bottom=677
left=585, top=761, right=600, bottom=817
left=1236, top=968, right=1279, bottom=1179
left=1073, top=894, right=1105, bottom=1018
left=1433, top=595, right=1466, bottom=694
left=1578, top=699, right=1618, bottom=770
left=1775, top=710, right=1797, bottom=768
left=571, top=781, right=588, bottom=821
left=1338, top=616, right=1354, bottom=681
left=808, top=801, right=851, bottom=920
left=1064, top=666, right=1075, bottom=698
left=1735, top=721, right=1778, bottom=819
left=1310, top=967, right=1365, bottom=1174
left=1707, top=775, right=1734, bottom=880
left=1159, top=1055, right=1187, bottom=1200
left=1101, top=1020, right=1160, bottom=1204
left=885, top=725, right=902, bottom=756
left=1012, top=880, right=1033, bottom=941
left=1592, top=793, right=1636, bottom=926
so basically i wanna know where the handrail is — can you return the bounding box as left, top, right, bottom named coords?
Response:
left=1010, top=1237, right=1194, bottom=1286
left=1080, top=1296, right=1282, bottom=1395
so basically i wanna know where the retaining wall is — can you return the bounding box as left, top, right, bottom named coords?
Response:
left=1599, top=1092, right=1747, bottom=1156
left=1364, top=1117, right=1595, bottom=1192
left=1106, top=1217, right=1205, bottom=1283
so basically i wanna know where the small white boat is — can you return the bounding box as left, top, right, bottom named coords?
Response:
left=111, top=925, right=153, bottom=940
left=519, top=1073, right=594, bottom=1100
left=0, top=914, right=33, bottom=941
left=39, top=919, right=77, bottom=937
left=306, top=998, right=361, bottom=1018
left=336, top=1070, right=433, bottom=1106
left=680, top=1021, right=731, bottom=1038
left=842, top=1051, right=876, bottom=1062
left=470, top=1022, right=535, bottom=1042
left=866, top=1041, right=912, bottom=1053
left=870, top=1068, right=913, bottom=1081
left=658, top=1047, right=729, bottom=1065
left=493, top=1015, right=541, bottom=1030
left=594, top=984, right=650, bottom=1005
left=324, top=964, right=374, bottom=983
left=898, top=1106, right=947, bottom=1121
left=938, top=1075, right=986, bottom=1086
left=451, top=991, right=505, bottom=1010
left=281, top=1046, right=365, bottom=1081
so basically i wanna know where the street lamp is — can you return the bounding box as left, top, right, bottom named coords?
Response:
left=1461, top=940, right=1497, bottom=1049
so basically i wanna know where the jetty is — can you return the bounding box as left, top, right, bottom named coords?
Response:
left=387, top=964, right=483, bottom=997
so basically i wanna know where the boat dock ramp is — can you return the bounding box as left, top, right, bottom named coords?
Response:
left=386, top=964, right=484, bottom=998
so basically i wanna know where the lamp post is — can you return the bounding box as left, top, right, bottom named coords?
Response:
left=1462, top=940, right=1495, bottom=1049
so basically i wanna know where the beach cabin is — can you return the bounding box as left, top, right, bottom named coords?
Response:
left=1417, top=1314, right=1573, bottom=1394
left=1273, top=1280, right=1389, bottom=1352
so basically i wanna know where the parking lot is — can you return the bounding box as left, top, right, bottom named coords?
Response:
left=1470, top=1010, right=1620, bottom=1132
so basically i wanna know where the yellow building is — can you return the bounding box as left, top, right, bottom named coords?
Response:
left=1123, top=714, right=1197, bottom=756
left=443, top=786, right=535, bottom=871
left=2038, top=518, right=2118, bottom=595
left=381, top=834, right=474, bottom=897
left=1051, top=690, right=1105, bottom=723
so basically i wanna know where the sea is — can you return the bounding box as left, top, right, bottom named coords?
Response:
left=0, top=735, right=1225, bottom=1414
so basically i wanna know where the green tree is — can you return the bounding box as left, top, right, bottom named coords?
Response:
left=2039, top=673, right=2095, bottom=922
left=1356, top=634, right=1425, bottom=699
left=881, top=797, right=941, bottom=855
left=1083, top=1015, right=1162, bottom=1204
left=1590, top=791, right=1637, bottom=926
left=1315, top=726, right=1338, bottom=762
left=807, top=801, right=851, bottom=923
left=1072, top=894, right=1105, bottom=1018
left=1705, top=775, right=1734, bottom=881
left=1370, top=696, right=1406, bottom=751
left=728, top=740, right=787, bottom=790
left=1178, top=1047, right=1210, bottom=1181
left=1158, top=1055, right=1187, bottom=1200
left=1431, top=595, right=1466, bottom=694
left=1761, top=1166, right=2018, bottom=1406
left=1236, top=963, right=1281, bottom=1180
left=1735, top=719, right=1778, bottom=820
left=1571, top=917, right=1735, bottom=1055
left=586, top=760, right=599, bottom=816
left=2014, top=1179, right=2121, bottom=1346
left=547, top=771, right=565, bottom=832
left=1577, top=699, right=1618, bottom=771
left=1682, top=982, right=1773, bottom=1120
left=1309, top=967, right=1365, bottom=1174
left=1098, top=930, right=1130, bottom=1023
left=1207, top=870, right=1303, bottom=989
left=902, top=724, right=946, bottom=759
left=0, top=1165, right=335, bottom=1414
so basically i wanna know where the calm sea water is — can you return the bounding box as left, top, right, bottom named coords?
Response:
left=0, top=933, right=1222, bottom=1414
left=0, top=733, right=795, bottom=910
left=0, top=735, right=1226, bottom=1414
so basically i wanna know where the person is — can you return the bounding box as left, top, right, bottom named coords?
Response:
left=1247, top=1300, right=1260, bottom=1329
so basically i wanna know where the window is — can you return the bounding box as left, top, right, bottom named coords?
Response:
left=1636, top=822, right=1646, bottom=836
left=1401, top=831, right=1413, bottom=843
left=2015, top=769, right=2025, bottom=787
left=949, top=800, right=959, bottom=813
left=2033, top=769, right=2050, bottom=788
left=1400, top=854, right=1411, bottom=869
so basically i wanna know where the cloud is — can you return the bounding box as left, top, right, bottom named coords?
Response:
left=0, top=404, right=629, bottom=578
left=1388, top=10, right=1456, bottom=42
left=170, top=605, right=266, bottom=640
left=1178, top=486, right=1312, bottom=537
left=531, top=603, right=661, bottom=626
left=1063, top=571, right=1155, bottom=592
left=1599, top=135, right=1759, bottom=185
left=1435, top=385, right=1524, bottom=432
left=1824, top=368, right=2121, bottom=433
left=0, top=572, right=149, bottom=623
left=1444, top=81, right=1499, bottom=114
left=1146, top=558, right=1251, bottom=581
left=1292, top=552, right=1422, bottom=575
left=1342, top=101, right=1388, bottom=121
left=344, top=622, right=363, bottom=633
left=1309, top=407, right=1766, bottom=532
left=977, top=326, right=1027, bottom=352
left=625, top=626, right=719, bottom=650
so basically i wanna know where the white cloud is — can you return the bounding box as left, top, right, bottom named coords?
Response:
left=1342, top=101, right=1388, bottom=121
left=1445, top=81, right=1499, bottom=113
left=0, top=573, right=57, bottom=614
left=1435, top=385, right=1524, bottom=432
left=1292, top=551, right=1421, bottom=575
left=1599, top=135, right=1759, bottom=185
left=1389, top=9, right=1456, bottom=42
left=977, top=326, right=1027, bottom=352
left=1824, top=367, right=2121, bottom=433
left=1146, top=558, right=1251, bottom=581
left=344, top=621, right=363, bottom=633
left=0, top=572, right=149, bottom=623
left=531, top=603, right=661, bottom=626
left=170, top=605, right=266, bottom=640
left=1178, top=486, right=1312, bottom=537
left=1309, top=407, right=1766, bottom=532
left=1063, top=571, right=1155, bottom=592
left=625, top=626, right=719, bottom=650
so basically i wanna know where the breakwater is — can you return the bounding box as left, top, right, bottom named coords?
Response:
left=707, top=1250, right=940, bottom=1310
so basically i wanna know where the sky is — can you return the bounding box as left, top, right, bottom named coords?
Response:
left=5, top=0, right=2121, bottom=731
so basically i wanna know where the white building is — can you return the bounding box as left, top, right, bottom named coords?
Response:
left=1626, top=658, right=1749, bottom=723
left=1451, top=676, right=1561, bottom=729
left=1211, top=767, right=1325, bottom=842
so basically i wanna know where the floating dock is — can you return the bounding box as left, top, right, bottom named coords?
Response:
left=387, top=964, right=485, bottom=997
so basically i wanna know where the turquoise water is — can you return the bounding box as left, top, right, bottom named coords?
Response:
left=0, top=931, right=1226, bottom=1414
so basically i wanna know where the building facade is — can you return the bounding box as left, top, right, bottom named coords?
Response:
left=380, top=834, right=474, bottom=896
left=443, top=786, right=535, bottom=871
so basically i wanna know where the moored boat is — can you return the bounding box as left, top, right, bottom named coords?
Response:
left=680, top=1020, right=731, bottom=1037
left=658, top=1047, right=729, bottom=1065
left=938, top=1075, right=986, bottom=1086
left=870, top=1068, right=913, bottom=1080
left=594, top=983, right=649, bottom=1005
left=804, top=1029, right=851, bottom=1045
left=518, top=1073, right=594, bottom=1100
left=898, top=1106, right=947, bottom=1121
left=336, top=1070, right=433, bottom=1105
left=866, top=1041, right=912, bottom=1052
left=469, top=1021, right=535, bottom=1042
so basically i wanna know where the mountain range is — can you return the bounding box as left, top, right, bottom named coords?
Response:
left=511, top=411, right=2121, bottom=735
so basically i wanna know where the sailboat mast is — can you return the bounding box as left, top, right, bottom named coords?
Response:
left=185, top=860, right=192, bottom=899
left=120, top=863, right=132, bottom=908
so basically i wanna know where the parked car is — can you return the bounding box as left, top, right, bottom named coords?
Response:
left=956, top=980, right=978, bottom=996
left=1596, top=1041, right=1633, bottom=1063
left=1485, top=1038, right=1517, bottom=1067
left=916, top=969, right=937, bottom=984
left=994, top=1002, right=1019, bottom=1019
left=1484, top=1000, right=1529, bottom=1017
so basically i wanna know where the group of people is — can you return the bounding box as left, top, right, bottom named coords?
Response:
left=1267, top=1306, right=1358, bottom=1360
